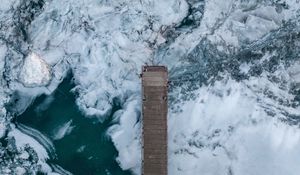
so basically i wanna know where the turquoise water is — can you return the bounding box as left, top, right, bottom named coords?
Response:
left=16, top=76, right=132, bottom=175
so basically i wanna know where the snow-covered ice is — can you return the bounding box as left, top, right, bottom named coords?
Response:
left=8, top=126, right=53, bottom=174
left=1, top=0, right=300, bottom=174
left=19, top=52, right=51, bottom=87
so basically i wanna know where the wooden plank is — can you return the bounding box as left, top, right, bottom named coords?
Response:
left=142, top=120, right=167, bottom=126
left=142, top=100, right=167, bottom=105
left=143, top=86, right=167, bottom=92
left=143, top=113, right=167, bottom=118
left=142, top=76, right=166, bottom=82
left=143, top=81, right=166, bottom=86
left=142, top=66, right=168, bottom=175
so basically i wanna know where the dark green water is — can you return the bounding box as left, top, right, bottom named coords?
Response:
left=16, top=77, right=132, bottom=175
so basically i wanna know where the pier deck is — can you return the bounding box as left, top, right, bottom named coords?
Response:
left=141, top=66, right=168, bottom=175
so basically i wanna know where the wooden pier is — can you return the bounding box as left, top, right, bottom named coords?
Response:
left=141, top=66, right=168, bottom=175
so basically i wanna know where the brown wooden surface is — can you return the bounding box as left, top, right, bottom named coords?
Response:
left=142, top=66, right=168, bottom=175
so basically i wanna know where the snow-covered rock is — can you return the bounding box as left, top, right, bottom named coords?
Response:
left=19, top=53, right=51, bottom=87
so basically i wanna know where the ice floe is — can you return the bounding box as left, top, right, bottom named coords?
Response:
left=52, top=119, right=75, bottom=140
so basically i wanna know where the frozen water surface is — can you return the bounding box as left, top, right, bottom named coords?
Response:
left=0, top=0, right=300, bottom=174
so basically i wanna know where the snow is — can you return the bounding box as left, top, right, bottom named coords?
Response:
left=239, top=63, right=251, bottom=74
left=169, top=75, right=300, bottom=175
left=1, top=0, right=300, bottom=174
left=7, top=125, right=66, bottom=174
left=0, top=118, right=6, bottom=138
left=0, top=0, right=18, bottom=12
left=0, top=44, right=8, bottom=139
left=23, top=0, right=188, bottom=120
left=231, top=122, right=300, bottom=175
left=145, top=0, right=189, bottom=26
left=9, top=126, right=48, bottom=160
left=19, top=151, right=30, bottom=159
left=206, top=2, right=281, bottom=47
left=15, top=167, right=26, bottom=175
left=8, top=126, right=51, bottom=173
left=19, top=53, right=51, bottom=87
left=0, top=45, right=7, bottom=75
left=107, top=96, right=142, bottom=174
left=288, top=61, right=300, bottom=87
left=236, top=14, right=278, bottom=41
left=16, top=123, right=56, bottom=157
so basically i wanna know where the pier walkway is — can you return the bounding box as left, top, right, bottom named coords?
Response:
left=141, top=66, right=168, bottom=175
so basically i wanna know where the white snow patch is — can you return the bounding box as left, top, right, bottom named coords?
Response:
left=8, top=127, right=55, bottom=174
left=288, top=61, right=300, bottom=87
left=0, top=119, right=6, bottom=138
left=0, top=45, right=7, bottom=75
left=9, top=127, right=49, bottom=160
left=146, top=0, right=189, bottom=26
left=0, top=0, right=19, bottom=12
left=239, top=63, right=251, bottom=74
left=168, top=75, right=300, bottom=175
left=208, top=3, right=281, bottom=47
left=19, top=53, right=51, bottom=87
left=19, top=151, right=30, bottom=159
left=108, top=96, right=142, bottom=174
left=15, top=167, right=26, bottom=175
left=230, top=122, right=300, bottom=175
left=234, top=14, right=278, bottom=41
